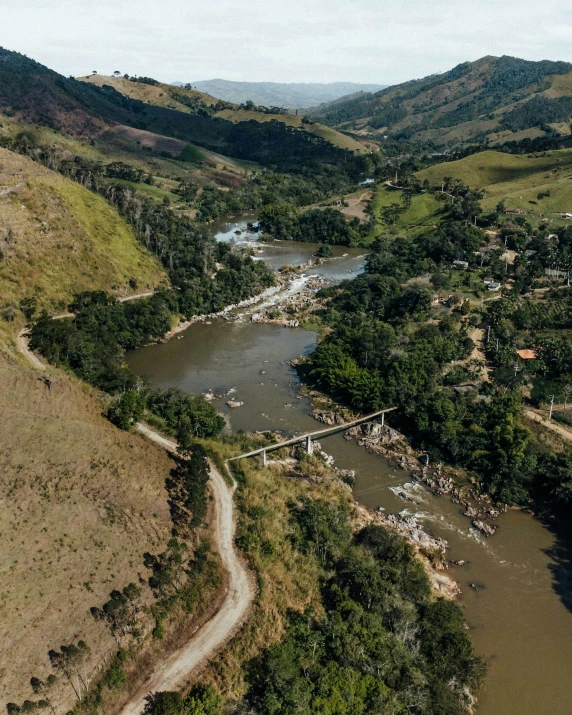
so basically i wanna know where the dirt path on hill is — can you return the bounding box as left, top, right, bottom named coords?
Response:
left=15, top=329, right=46, bottom=371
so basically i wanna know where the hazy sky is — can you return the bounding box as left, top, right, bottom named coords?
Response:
left=2, top=0, right=572, bottom=85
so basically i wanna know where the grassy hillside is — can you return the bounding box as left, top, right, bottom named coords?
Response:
left=81, top=75, right=368, bottom=155
left=0, top=353, right=176, bottom=709
left=416, top=149, right=572, bottom=215
left=0, top=146, right=227, bottom=713
left=310, top=55, right=572, bottom=149
left=355, top=183, right=443, bottom=244
left=0, top=148, right=167, bottom=319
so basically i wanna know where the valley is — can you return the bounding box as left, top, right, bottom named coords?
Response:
left=2, top=35, right=572, bottom=715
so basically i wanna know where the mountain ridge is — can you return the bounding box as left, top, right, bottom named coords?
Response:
left=172, top=79, right=387, bottom=109
left=309, top=55, right=572, bottom=149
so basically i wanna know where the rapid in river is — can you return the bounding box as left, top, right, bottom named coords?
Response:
left=127, top=216, right=572, bottom=715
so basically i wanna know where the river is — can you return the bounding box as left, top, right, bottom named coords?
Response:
left=127, top=217, right=572, bottom=714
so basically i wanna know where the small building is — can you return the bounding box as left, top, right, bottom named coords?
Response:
left=487, top=282, right=501, bottom=291
left=483, top=277, right=494, bottom=285
left=505, top=208, right=522, bottom=215
left=516, top=349, right=537, bottom=360
left=452, top=260, right=469, bottom=270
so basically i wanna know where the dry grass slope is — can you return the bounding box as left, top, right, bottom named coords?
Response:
left=0, top=350, right=176, bottom=708
left=0, top=148, right=190, bottom=711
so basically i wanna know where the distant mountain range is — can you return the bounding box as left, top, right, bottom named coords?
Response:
left=172, top=79, right=388, bottom=110
left=308, top=55, right=572, bottom=149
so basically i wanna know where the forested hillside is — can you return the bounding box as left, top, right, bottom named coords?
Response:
left=310, top=55, right=572, bottom=149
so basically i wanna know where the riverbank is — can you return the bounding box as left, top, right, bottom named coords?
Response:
left=126, top=217, right=572, bottom=715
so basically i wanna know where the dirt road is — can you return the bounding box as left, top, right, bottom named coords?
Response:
left=524, top=409, right=572, bottom=444
left=16, top=329, right=46, bottom=371
left=118, top=426, right=253, bottom=715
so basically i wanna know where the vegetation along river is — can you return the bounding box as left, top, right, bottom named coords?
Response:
left=127, top=217, right=572, bottom=715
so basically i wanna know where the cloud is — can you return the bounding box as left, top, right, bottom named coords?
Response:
left=1, top=0, right=571, bottom=84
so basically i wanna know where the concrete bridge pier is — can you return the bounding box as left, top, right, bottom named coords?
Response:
left=262, top=449, right=267, bottom=466
left=381, top=412, right=385, bottom=427
left=306, top=435, right=314, bottom=455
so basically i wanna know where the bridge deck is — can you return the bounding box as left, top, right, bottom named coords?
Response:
left=227, top=407, right=397, bottom=461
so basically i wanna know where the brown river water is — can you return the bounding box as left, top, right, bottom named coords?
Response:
left=127, top=218, right=572, bottom=714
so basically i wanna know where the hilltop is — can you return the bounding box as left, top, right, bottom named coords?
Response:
left=309, top=55, right=572, bottom=149
left=179, top=79, right=387, bottom=110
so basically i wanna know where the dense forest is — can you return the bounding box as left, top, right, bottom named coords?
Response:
left=258, top=205, right=372, bottom=245
left=243, top=500, right=484, bottom=715
left=29, top=291, right=225, bottom=441
left=303, top=185, right=572, bottom=511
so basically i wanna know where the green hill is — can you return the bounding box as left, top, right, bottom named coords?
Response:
left=309, top=56, right=572, bottom=149
left=0, top=47, right=364, bottom=171
left=416, top=148, right=572, bottom=217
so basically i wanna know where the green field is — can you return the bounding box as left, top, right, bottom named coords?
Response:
left=366, top=184, right=443, bottom=241
left=416, top=150, right=572, bottom=219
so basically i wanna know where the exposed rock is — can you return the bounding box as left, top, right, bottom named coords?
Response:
left=472, top=519, right=497, bottom=536
left=335, top=468, right=356, bottom=484
left=312, top=410, right=346, bottom=426
left=464, top=506, right=479, bottom=518
left=227, top=400, right=244, bottom=409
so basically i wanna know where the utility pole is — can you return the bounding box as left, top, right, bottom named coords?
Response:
left=549, top=395, right=555, bottom=420
left=496, top=337, right=499, bottom=352
left=487, top=325, right=491, bottom=343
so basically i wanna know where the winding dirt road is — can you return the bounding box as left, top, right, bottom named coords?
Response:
left=15, top=328, right=254, bottom=714
left=120, top=425, right=254, bottom=715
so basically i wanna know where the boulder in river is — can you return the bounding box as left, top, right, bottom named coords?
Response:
left=227, top=400, right=245, bottom=409
left=472, top=519, right=497, bottom=536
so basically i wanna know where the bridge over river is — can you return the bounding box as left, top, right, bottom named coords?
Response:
left=227, top=407, right=398, bottom=465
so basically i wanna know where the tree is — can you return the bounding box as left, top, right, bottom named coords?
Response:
left=563, top=383, right=572, bottom=411
left=107, top=389, right=146, bottom=430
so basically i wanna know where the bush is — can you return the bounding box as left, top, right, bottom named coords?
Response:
left=107, top=390, right=146, bottom=430
left=104, top=662, right=126, bottom=690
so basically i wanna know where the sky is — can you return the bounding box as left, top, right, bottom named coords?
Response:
left=2, top=0, right=572, bottom=85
